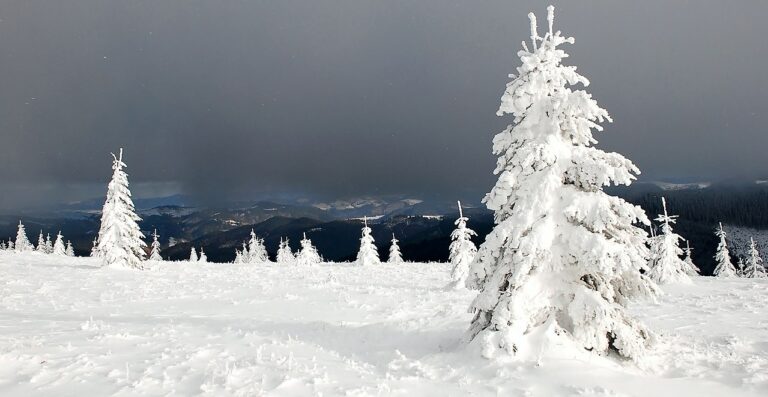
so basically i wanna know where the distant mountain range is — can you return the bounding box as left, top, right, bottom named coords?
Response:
left=2, top=181, right=768, bottom=274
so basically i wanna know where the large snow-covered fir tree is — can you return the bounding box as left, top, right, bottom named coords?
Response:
left=247, top=230, right=269, bottom=263
left=447, top=201, right=477, bottom=290
left=15, top=221, right=33, bottom=252
left=713, top=223, right=737, bottom=277
left=296, top=233, right=321, bottom=266
left=388, top=234, right=404, bottom=264
left=276, top=238, right=295, bottom=264
left=682, top=240, right=699, bottom=276
left=94, top=149, right=146, bottom=269
left=52, top=232, right=66, bottom=256
left=743, top=237, right=766, bottom=278
left=465, top=6, right=657, bottom=361
left=647, top=198, right=690, bottom=284
left=355, top=217, right=380, bottom=266
left=149, top=229, right=162, bottom=261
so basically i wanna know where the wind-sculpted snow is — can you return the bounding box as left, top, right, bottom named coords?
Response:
left=1, top=252, right=767, bottom=396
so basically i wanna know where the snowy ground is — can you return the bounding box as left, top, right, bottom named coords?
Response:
left=1, top=252, right=766, bottom=396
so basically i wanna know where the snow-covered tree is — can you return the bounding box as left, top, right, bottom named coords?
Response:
left=465, top=6, right=657, bottom=362
left=44, top=234, right=53, bottom=254
left=744, top=237, right=766, bottom=278
left=647, top=198, right=690, bottom=284
left=296, top=233, right=321, bottom=266
left=247, top=230, right=269, bottom=263
left=90, top=236, right=99, bottom=257
left=682, top=240, right=699, bottom=276
left=447, top=201, right=477, bottom=289
left=149, top=229, right=162, bottom=261
left=355, top=217, right=380, bottom=266
left=36, top=231, right=46, bottom=253
left=94, top=149, right=146, bottom=269
left=713, top=223, right=737, bottom=277
left=6, top=240, right=14, bottom=251
left=199, top=247, right=208, bottom=263
left=52, top=231, right=66, bottom=256
left=65, top=241, right=75, bottom=257
left=14, top=221, right=33, bottom=252
left=736, top=257, right=746, bottom=278
left=189, top=247, right=198, bottom=262
left=388, top=234, right=404, bottom=264
left=234, top=249, right=244, bottom=264
left=276, top=237, right=295, bottom=264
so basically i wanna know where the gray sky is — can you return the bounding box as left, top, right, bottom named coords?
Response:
left=1, top=0, right=766, bottom=208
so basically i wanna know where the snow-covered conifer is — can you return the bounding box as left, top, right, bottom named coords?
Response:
left=14, top=221, right=33, bottom=252
left=276, top=238, right=295, bottom=264
left=682, top=240, right=699, bottom=276
left=90, top=236, right=98, bottom=257
left=52, top=232, right=66, bottom=256
left=6, top=240, right=14, bottom=251
left=94, top=149, right=146, bottom=269
left=189, top=247, right=198, bottom=262
left=713, top=223, right=737, bottom=277
left=199, top=248, right=207, bottom=263
left=65, top=241, right=75, bottom=257
left=247, top=230, right=269, bottom=263
left=234, top=249, right=244, bottom=264
left=465, top=6, right=657, bottom=361
left=448, top=201, right=477, bottom=289
left=296, top=233, right=321, bottom=266
left=355, top=217, right=380, bottom=266
left=388, top=234, right=404, bottom=264
left=36, top=231, right=46, bottom=253
left=44, top=234, right=53, bottom=254
left=647, top=198, right=690, bottom=284
left=149, top=229, right=162, bottom=261
left=744, top=237, right=766, bottom=278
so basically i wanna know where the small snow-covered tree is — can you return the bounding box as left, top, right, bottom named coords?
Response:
left=44, top=234, right=53, bottom=254
left=448, top=201, right=477, bottom=289
left=14, top=221, right=33, bottom=252
left=713, top=223, right=736, bottom=277
left=388, top=234, right=404, bottom=264
left=355, top=217, right=380, bottom=266
left=6, top=240, right=14, bottom=251
left=736, top=257, right=746, bottom=278
left=189, top=246, right=198, bottom=262
left=647, top=198, right=690, bottom=284
left=744, top=237, right=766, bottom=278
left=199, top=247, right=208, bottom=263
left=149, top=229, right=162, bottom=261
left=296, top=233, right=321, bottom=266
left=464, top=6, right=657, bottom=361
left=36, top=231, right=46, bottom=253
left=94, top=149, right=146, bottom=269
left=90, top=236, right=98, bottom=257
left=65, top=241, right=75, bottom=257
left=247, top=230, right=269, bottom=263
left=234, top=249, right=244, bottom=264
left=682, top=240, right=699, bottom=276
left=276, top=237, right=295, bottom=264
left=52, top=231, right=66, bottom=256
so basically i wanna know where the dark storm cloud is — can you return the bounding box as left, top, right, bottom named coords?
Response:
left=0, top=1, right=766, bottom=208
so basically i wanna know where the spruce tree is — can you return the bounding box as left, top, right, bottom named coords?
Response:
left=199, top=248, right=208, bottom=263
left=36, top=231, right=46, bottom=253
left=65, top=241, right=75, bottom=257
left=713, top=223, right=736, bottom=277
left=90, top=236, right=99, bottom=257
left=149, top=229, right=162, bottom=261
left=247, top=230, right=269, bottom=263
left=448, top=201, right=478, bottom=289
left=95, top=149, right=146, bottom=269
left=276, top=237, right=295, bottom=264
left=234, top=249, right=244, bottom=264
left=15, top=221, right=33, bottom=252
left=189, top=247, right=198, bottom=262
left=647, top=198, right=690, bottom=284
left=744, top=237, right=766, bottom=278
left=388, top=234, right=404, bottom=264
left=44, top=234, right=53, bottom=254
left=52, top=231, right=66, bottom=256
left=355, top=217, right=380, bottom=266
left=682, top=240, right=699, bottom=276
left=465, top=6, right=657, bottom=361
left=296, top=233, right=321, bottom=266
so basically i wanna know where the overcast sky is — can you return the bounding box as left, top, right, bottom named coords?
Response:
left=0, top=0, right=766, bottom=208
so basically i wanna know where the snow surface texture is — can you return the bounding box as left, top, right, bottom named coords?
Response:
left=1, top=252, right=766, bottom=396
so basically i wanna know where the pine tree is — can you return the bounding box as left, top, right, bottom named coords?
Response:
left=355, top=217, right=380, bottom=266
left=247, top=230, right=269, bottom=263
left=448, top=201, right=478, bottom=289
left=94, top=149, right=146, bottom=269
left=65, top=241, right=75, bottom=257
left=647, top=198, right=690, bottom=284
left=44, top=234, right=53, bottom=254
left=6, top=240, right=14, bottom=251
left=90, top=236, right=99, bottom=257
left=682, top=240, right=699, bottom=276
left=736, top=257, right=746, bottom=278
left=234, top=249, right=244, bottom=264
left=465, top=6, right=657, bottom=361
left=36, top=231, right=46, bottom=253
left=744, top=237, right=766, bottom=278
left=388, top=234, right=404, bottom=264
left=149, top=229, right=162, bottom=261
left=713, top=223, right=737, bottom=277
left=199, top=247, right=208, bottom=263
left=296, top=233, right=321, bottom=266
left=189, top=246, right=198, bottom=262
left=276, top=237, right=295, bottom=264
left=15, top=221, right=33, bottom=252
left=52, top=231, right=66, bottom=256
